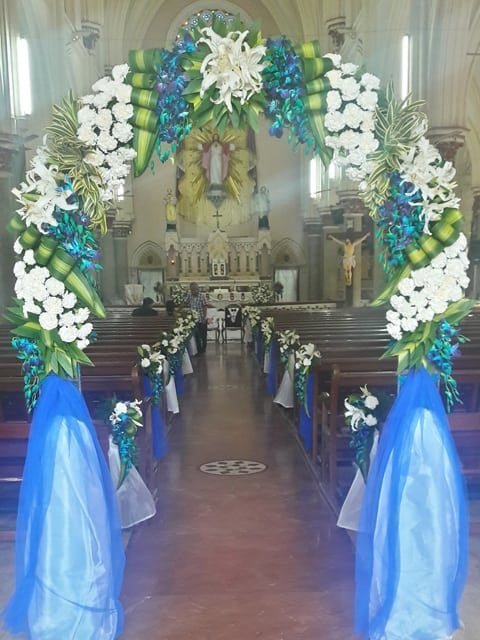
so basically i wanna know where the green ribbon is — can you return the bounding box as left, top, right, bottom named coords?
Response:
left=131, top=106, right=158, bottom=133
left=301, top=57, right=334, bottom=82
left=302, top=92, right=328, bottom=113
left=305, top=77, right=331, bottom=95
left=125, top=72, right=157, bottom=89
left=131, top=88, right=159, bottom=110
left=7, top=212, right=27, bottom=235
left=132, top=127, right=159, bottom=177
left=405, top=208, right=463, bottom=269
left=294, top=40, right=324, bottom=58
left=128, top=48, right=162, bottom=73
left=34, top=237, right=59, bottom=266
left=19, top=225, right=42, bottom=250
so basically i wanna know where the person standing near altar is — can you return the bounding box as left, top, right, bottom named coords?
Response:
left=186, top=282, right=208, bottom=354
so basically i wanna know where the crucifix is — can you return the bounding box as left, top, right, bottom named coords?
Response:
left=212, top=208, right=223, bottom=230
left=328, top=231, right=370, bottom=306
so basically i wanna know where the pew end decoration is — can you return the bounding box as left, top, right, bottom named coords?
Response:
left=109, top=399, right=143, bottom=488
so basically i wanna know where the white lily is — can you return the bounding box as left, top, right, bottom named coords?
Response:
left=198, top=27, right=265, bottom=112
left=344, top=399, right=366, bottom=431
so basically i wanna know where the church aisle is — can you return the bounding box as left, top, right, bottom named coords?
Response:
left=121, top=344, right=354, bottom=639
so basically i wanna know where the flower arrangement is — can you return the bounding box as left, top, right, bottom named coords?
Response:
left=243, top=305, right=262, bottom=328
left=324, top=57, right=380, bottom=182
left=137, top=343, right=166, bottom=404
left=294, top=342, right=321, bottom=412
left=251, top=283, right=272, bottom=305
left=427, top=320, right=468, bottom=410
left=277, top=329, right=300, bottom=366
left=171, top=285, right=188, bottom=306
left=260, top=316, right=275, bottom=348
left=344, top=386, right=383, bottom=480
left=109, top=399, right=143, bottom=487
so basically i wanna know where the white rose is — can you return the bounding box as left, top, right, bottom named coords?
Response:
left=386, top=310, right=401, bottom=325
left=390, top=294, right=405, bottom=312
left=326, top=90, right=342, bottom=112
left=339, top=129, right=360, bottom=150
left=401, top=317, right=418, bottom=332
left=430, top=298, right=448, bottom=315
left=62, top=292, right=77, bottom=309
left=459, top=276, right=470, bottom=289
left=92, top=76, right=113, bottom=94
left=78, top=322, right=93, bottom=339
left=45, top=277, right=65, bottom=296
left=97, top=131, right=118, bottom=153
left=95, top=108, right=113, bottom=131
left=364, top=414, right=378, bottom=427
left=357, top=90, right=378, bottom=111
left=360, top=72, right=380, bottom=91
left=58, top=324, right=78, bottom=342
left=430, top=252, right=447, bottom=269
left=84, top=150, right=106, bottom=167
left=77, top=123, right=97, bottom=147
left=92, top=92, right=111, bottom=109
left=386, top=323, right=403, bottom=340
left=39, top=311, right=58, bottom=331
left=340, top=76, right=360, bottom=101
left=411, top=268, right=428, bottom=287
left=325, top=135, right=340, bottom=149
left=360, top=110, right=376, bottom=132
left=303, top=357, right=312, bottom=367
left=77, top=105, right=97, bottom=125
left=141, top=358, right=151, bottom=368
left=75, top=307, right=90, bottom=324
left=113, top=83, right=132, bottom=103
left=325, top=69, right=343, bottom=89
left=324, top=111, right=345, bottom=133
left=118, top=147, right=137, bottom=161
left=112, top=102, right=134, bottom=122
left=115, top=402, right=128, bottom=415
left=112, top=121, right=133, bottom=143
left=364, top=395, right=379, bottom=410
left=361, top=131, right=380, bottom=153
left=60, top=311, right=76, bottom=326
left=347, top=148, right=367, bottom=166
left=43, top=296, right=63, bottom=316
left=76, top=338, right=90, bottom=350
left=398, top=277, right=415, bottom=297
left=23, top=249, right=36, bottom=265
left=417, top=306, right=435, bottom=323
left=409, top=290, right=427, bottom=310
left=23, top=300, right=42, bottom=316
left=141, top=344, right=151, bottom=351
left=80, top=94, right=95, bottom=105
left=13, top=238, right=24, bottom=255
left=324, top=53, right=341, bottom=68
left=343, top=102, right=364, bottom=129
left=13, top=261, right=26, bottom=277
left=341, top=62, right=358, bottom=76
left=449, top=286, right=463, bottom=302
left=111, top=64, right=129, bottom=82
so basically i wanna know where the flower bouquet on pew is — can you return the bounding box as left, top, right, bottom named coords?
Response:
left=277, top=329, right=300, bottom=367
left=137, top=343, right=166, bottom=404
left=294, top=342, right=321, bottom=415
left=109, top=399, right=143, bottom=488
left=260, top=316, right=275, bottom=350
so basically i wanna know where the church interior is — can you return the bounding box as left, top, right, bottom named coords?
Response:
left=1, top=1, right=480, bottom=639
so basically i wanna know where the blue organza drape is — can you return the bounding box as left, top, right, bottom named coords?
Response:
left=143, top=377, right=168, bottom=460
left=2, top=374, right=124, bottom=639
left=355, top=367, right=468, bottom=640
left=299, top=373, right=313, bottom=452
left=174, top=367, right=184, bottom=396
left=267, top=342, right=277, bottom=396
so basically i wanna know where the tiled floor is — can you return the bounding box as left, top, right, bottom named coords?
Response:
left=1, top=343, right=479, bottom=639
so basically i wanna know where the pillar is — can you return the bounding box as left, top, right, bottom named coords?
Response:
left=98, top=211, right=117, bottom=304
left=304, top=220, right=323, bottom=301
left=112, top=221, right=131, bottom=303
left=428, top=127, right=465, bottom=166
left=468, top=190, right=480, bottom=299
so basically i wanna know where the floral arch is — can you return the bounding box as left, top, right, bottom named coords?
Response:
left=5, top=16, right=474, bottom=637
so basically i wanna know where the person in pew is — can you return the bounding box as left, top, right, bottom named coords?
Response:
left=165, top=300, right=176, bottom=317
left=186, top=282, right=208, bottom=354
left=132, top=297, right=158, bottom=317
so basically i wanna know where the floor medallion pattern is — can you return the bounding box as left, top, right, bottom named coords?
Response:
left=199, top=460, right=267, bottom=476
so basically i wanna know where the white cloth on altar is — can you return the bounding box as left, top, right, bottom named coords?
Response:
left=263, top=349, right=270, bottom=374
left=244, top=319, right=253, bottom=343
left=108, top=437, right=156, bottom=529
left=274, top=355, right=295, bottom=408
left=337, top=431, right=379, bottom=531
left=125, top=284, right=143, bottom=305
left=189, top=336, right=198, bottom=356
left=182, top=350, right=193, bottom=375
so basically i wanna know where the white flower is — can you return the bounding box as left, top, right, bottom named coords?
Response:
left=78, top=322, right=93, bottom=339
left=84, top=150, right=106, bottom=167
left=92, top=92, right=111, bottom=109
left=62, top=292, right=77, bottom=309
left=92, top=76, right=113, bottom=94
left=97, top=131, right=118, bottom=152
left=340, top=76, right=360, bottom=101
left=360, top=72, right=381, bottom=91
left=118, top=147, right=137, bottom=162
left=112, top=102, right=134, bottom=122
left=409, top=290, right=427, bottom=309
left=77, top=105, right=97, bottom=125
left=430, top=298, right=448, bottom=315
left=430, top=252, right=447, bottom=269
left=77, top=124, right=97, bottom=147
left=112, top=83, right=132, bottom=104
left=324, top=110, right=345, bottom=133
left=364, top=394, right=379, bottom=410
left=364, top=414, right=378, bottom=427
left=58, top=325, right=78, bottom=342
left=303, top=357, right=312, bottom=367
left=76, top=338, right=90, bottom=350
left=112, top=64, right=129, bottom=82
left=13, top=238, right=24, bottom=255
left=39, top=311, right=58, bottom=331
left=13, top=261, right=26, bottom=277
left=43, top=296, right=63, bottom=316
left=344, top=399, right=365, bottom=431
left=45, top=277, right=65, bottom=296
left=141, top=358, right=151, bottom=368
left=23, top=300, right=41, bottom=316
left=401, top=317, right=418, bottom=332
left=95, top=108, right=113, bottom=130
left=75, top=307, right=90, bottom=324
left=341, top=62, right=358, bottom=76
left=343, top=102, right=364, bottom=129
left=326, top=90, right=342, bottom=112
left=398, top=277, right=415, bottom=297
left=386, top=323, right=403, bottom=340
left=417, top=306, right=435, bottom=323
left=324, top=53, right=341, bottom=68
left=141, top=344, right=151, bottom=351
left=357, top=90, right=378, bottom=111
left=80, top=94, right=95, bottom=105
left=23, top=249, right=36, bottom=265
left=386, top=310, right=401, bottom=325
left=326, top=69, right=342, bottom=89
left=361, top=131, right=379, bottom=153
left=112, top=121, right=133, bottom=143
left=198, top=28, right=266, bottom=113
left=59, top=311, right=76, bottom=326
left=339, top=129, right=360, bottom=150
left=115, top=402, right=128, bottom=415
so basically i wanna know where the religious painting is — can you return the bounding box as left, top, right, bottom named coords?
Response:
left=175, top=125, right=256, bottom=227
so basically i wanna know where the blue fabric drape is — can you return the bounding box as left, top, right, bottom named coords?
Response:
left=174, top=367, right=184, bottom=396
left=2, top=373, right=124, bottom=639
left=267, top=341, right=277, bottom=396
left=143, top=377, right=168, bottom=460
left=355, top=367, right=468, bottom=640
left=299, top=373, right=314, bottom=452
